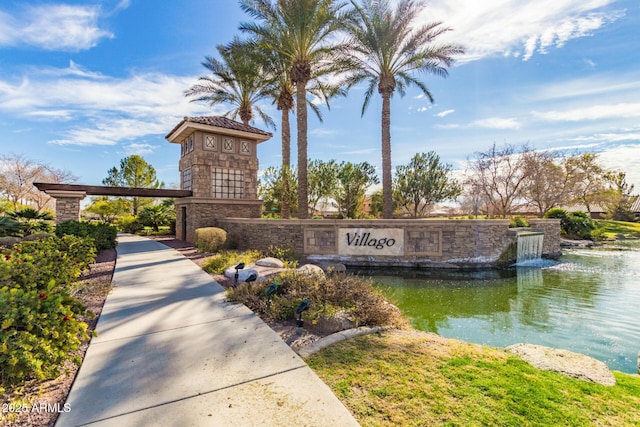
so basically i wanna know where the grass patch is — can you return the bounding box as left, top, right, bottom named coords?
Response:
left=307, top=331, right=640, bottom=426
left=595, top=220, right=640, bottom=239
left=202, top=250, right=263, bottom=274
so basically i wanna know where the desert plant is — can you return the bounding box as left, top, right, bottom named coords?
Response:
left=194, top=227, right=227, bottom=253
left=227, top=271, right=406, bottom=328
left=138, top=204, right=174, bottom=232
left=8, top=208, right=54, bottom=236
left=0, top=216, right=22, bottom=237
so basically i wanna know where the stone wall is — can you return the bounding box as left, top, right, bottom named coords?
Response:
left=175, top=198, right=262, bottom=242
left=216, top=219, right=540, bottom=268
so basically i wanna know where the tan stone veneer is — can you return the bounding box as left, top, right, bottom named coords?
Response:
left=217, top=218, right=561, bottom=268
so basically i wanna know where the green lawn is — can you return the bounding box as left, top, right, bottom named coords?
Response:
left=307, top=331, right=640, bottom=427
left=596, top=219, right=640, bottom=239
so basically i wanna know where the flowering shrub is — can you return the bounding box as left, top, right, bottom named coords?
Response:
left=0, top=235, right=95, bottom=385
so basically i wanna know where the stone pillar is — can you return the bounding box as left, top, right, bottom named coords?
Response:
left=47, top=191, right=86, bottom=224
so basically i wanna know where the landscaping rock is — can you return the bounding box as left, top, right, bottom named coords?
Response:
left=223, top=266, right=259, bottom=283
left=506, top=343, right=616, bottom=386
left=255, top=257, right=285, bottom=268
left=310, top=311, right=356, bottom=335
left=297, top=264, right=326, bottom=277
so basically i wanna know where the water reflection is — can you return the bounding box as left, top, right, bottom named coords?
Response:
left=367, top=242, right=640, bottom=374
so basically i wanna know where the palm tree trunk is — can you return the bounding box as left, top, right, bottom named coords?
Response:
left=296, top=81, right=309, bottom=219
left=281, top=109, right=291, bottom=218
left=381, top=92, right=393, bottom=219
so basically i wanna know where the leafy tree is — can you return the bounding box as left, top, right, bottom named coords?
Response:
left=185, top=37, right=275, bottom=128
left=368, top=190, right=384, bottom=218
left=393, top=152, right=460, bottom=218
left=564, top=153, right=607, bottom=214
left=465, top=143, right=531, bottom=217
left=0, top=153, right=77, bottom=210
left=308, top=159, right=340, bottom=216
left=333, top=161, right=379, bottom=218
left=102, top=155, right=163, bottom=215
left=240, top=0, right=352, bottom=219
left=84, top=196, right=130, bottom=222
left=344, top=0, right=463, bottom=218
left=258, top=166, right=298, bottom=216
left=138, top=204, right=174, bottom=232
left=602, top=170, right=636, bottom=221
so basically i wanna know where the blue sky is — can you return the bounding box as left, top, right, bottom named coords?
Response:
left=1, top=0, right=639, bottom=194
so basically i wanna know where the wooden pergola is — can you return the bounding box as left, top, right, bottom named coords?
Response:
left=33, top=182, right=192, bottom=224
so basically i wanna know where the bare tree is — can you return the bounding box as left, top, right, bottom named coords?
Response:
left=0, top=154, right=77, bottom=211
left=464, top=143, right=531, bottom=217
left=521, top=151, right=580, bottom=217
left=564, top=153, right=608, bottom=214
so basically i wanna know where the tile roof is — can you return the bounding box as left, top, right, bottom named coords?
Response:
left=166, top=116, right=272, bottom=140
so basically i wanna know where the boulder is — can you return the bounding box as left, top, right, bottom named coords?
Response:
left=309, top=311, right=356, bottom=335
left=297, top=264, right=326, bottom=277
left=506, top=343, right=616, bottom=386
left=255, top=257, right=285, bottom=268
left=223, top=266, right=259, bottom=283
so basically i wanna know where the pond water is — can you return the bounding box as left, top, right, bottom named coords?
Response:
left=370, top=241, right=640, bottom=374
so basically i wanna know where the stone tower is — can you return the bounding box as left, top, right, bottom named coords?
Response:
left=165, top=116, right=272, bottom=242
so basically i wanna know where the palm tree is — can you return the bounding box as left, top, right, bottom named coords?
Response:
left=186, top=37, right=275, bottom=128
left=240, top=0, right=351, bottom=218
left=345, top=0, right=464, bottom=218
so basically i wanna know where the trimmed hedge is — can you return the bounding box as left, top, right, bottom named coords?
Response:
left=55, top=220, right=117, bottom=251
left=194, top=227, right=227, bottom=253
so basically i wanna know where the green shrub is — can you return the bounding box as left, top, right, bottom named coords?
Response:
left=0, top=236, right=95, bottom=385
left=116, top=215, right=143, bottom=234
left=545, top=208, right=568, bottom=220
left=56, top=220, right=117, bottom=251
left=265, top=245, right=299, bottom=268
left=194, top=227, right=227, bottom=253
left=546, top=209, right=596, bottom=239
left=202, top=250, right=262, bottom=274
left=509, top=216, right=530, bottom=228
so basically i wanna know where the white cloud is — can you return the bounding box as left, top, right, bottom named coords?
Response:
left=436, top=109, right=455, bottom=117
left=471, top=117, right=521, bottom=130
left=123, top=142, right=156, bottom=156
left=598, top=145, right=640, bottom=192
left=417, top=107, right=429, bottom=112
left=533, top=103, right=640, bottom=121
left=0, top=4, right=113, bottom=51
left=423, top=0, right=623, bottom=61
left=0, top=63, right=213, bottom=146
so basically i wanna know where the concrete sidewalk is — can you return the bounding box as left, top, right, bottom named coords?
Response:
left=56, top=234, right=359, bottom=427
